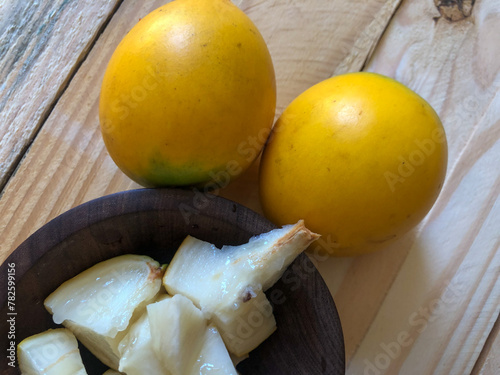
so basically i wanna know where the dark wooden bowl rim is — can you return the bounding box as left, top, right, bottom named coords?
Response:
left=1, top=188, right=345, bottom=375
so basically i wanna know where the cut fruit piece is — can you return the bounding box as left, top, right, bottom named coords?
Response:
left=17, top=328, right=87, bottom=375
left=163, top=235, right=276, bottom=355
left=221, top=220, right=320, bottom=291
left=147, top=294, right=207, bottom=375
left=118, top=295, right=171, bottom=375
left=103, top=371, right=123, bottom=375
left=61, top=321, right=124, bottom=371
left=163, top=220, right=319, bottom=355
left=44, top=254, right=163, bottom=335
left=147, top=294, right=237, bottom=375
left=210, top=289, right=276, bottom=357
left=191, top=324, right=238, bottom=375
left=44, top=254, right=163, bottom=369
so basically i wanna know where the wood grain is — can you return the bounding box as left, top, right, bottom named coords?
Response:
left=221, top=0, right=403, bottom=211
left=0, top=0, right=498, bottom=374
left=236, top=0, right=403, bottom=116
left=0, top=0, right=121, bottom=190
left=0, top=0, right=402, bottom=262
left=344, top=0, right=500, bottom=373
left=472, top=315, right=500, bottom=374
left=228, top=0, right=500, bottom=372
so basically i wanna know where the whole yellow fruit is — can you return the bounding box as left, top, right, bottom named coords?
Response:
left=99, top=0, right=276, bottom=188
left=259, top=72, right=447, bottom=256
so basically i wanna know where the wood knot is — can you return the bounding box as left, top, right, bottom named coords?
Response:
left=434, top=0, right=475, bottom=22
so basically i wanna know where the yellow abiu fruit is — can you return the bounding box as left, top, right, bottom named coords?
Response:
left=99, top=0, right=276, bottom=188
left=259, top=72, right=448, bottom=256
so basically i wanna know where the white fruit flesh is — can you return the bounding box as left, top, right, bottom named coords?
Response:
left=147, top=294, right=237, bottom=375
left=191, top=324, right=238, bottom=375
left=44, top=254, right=163, bottom=369
left=222, top=220, right=320, bottom=291
left=17, top=328, right=87, bottom=375
left=210, top=289, right=276, bottom=357
left=118, top=295, right=171, bottom=375
left=163, top=220, right=319, bottom=356
left=163, top=235, right=277, bottom=355
left=62, top=321, right=124, bottom=371
left=147, top=294, right=207, bottom=375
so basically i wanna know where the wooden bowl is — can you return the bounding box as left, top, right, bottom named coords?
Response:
left=0, top=188, right=344, bottom=374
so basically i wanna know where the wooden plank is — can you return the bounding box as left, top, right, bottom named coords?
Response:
left=220, top=0, right=403, bottom=211
left=472, top=316, right=500, bottom=374
left=0, top=0, right=402, bottom=365
left=1, top=1, right=497, bottom=374
left=340, top=0, right=500, bottom=373
left=0, top=0, right=121, bottom=189
left=235, top=0, right=403, bottom=115
left=0, top=0, right=401, bottom=262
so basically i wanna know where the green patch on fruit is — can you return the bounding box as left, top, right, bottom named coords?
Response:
left=140, top=156, right=228, bottom=189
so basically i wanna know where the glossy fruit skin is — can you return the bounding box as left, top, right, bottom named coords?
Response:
left=99, top=0, right=276, bottom=188
left=259, top=72, right=448, bottom=256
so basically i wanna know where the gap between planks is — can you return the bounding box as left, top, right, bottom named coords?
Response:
left=470, top=296, right=500, bottom=374
left=333, top=0, right=403, bottom=76
left=0, top=0, right=125, bottom=198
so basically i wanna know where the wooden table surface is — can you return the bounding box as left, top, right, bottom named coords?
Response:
left=1, top=0, right=499, bottom=374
